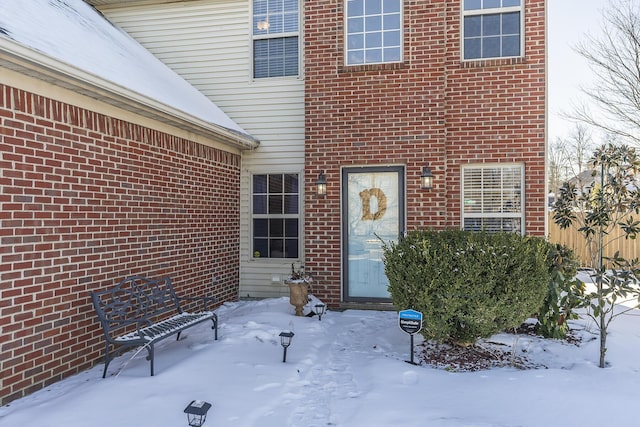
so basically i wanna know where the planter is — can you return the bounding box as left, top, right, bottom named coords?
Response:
left=287, top=280, right=309, bottom=316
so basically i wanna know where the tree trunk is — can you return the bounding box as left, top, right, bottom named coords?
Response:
left=599, top=310, right=607, bottom=368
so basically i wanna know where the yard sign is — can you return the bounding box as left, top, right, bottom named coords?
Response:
left=398, top=309, right=423, bottom=364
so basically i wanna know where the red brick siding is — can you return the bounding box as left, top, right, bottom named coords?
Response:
left=0, top=85, right=241, bottom=405
left=304, top=0, right=546, bottom=305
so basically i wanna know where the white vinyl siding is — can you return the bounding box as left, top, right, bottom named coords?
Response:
left=100, top=0, right=304, bottom=299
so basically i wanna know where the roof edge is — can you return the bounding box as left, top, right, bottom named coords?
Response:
left=0, top=38, right=260, bottom=151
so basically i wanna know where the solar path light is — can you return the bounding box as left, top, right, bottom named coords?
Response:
left=184, top=400, right=212, bottom=427
left=314, top=303, right=326, bottom=321
left=279, top=331, right=294, bottom=363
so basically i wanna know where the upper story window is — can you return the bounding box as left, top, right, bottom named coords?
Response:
left=345, top=0, right=402, bottom=66
left=462, top=0, right=523, bottom=60
left=252, top=173, right=300, bottom=258
left=461, top=164, right=524, bottom=234
left=253, top=0, right=299, bottom=78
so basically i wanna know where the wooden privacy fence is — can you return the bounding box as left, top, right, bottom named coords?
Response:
left=547, top=212, right=640, bottom=267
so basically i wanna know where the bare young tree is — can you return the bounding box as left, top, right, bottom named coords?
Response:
left=549, top=124, right=595, bottom=196
left=548, top=137, right=569, bottom=197
left=567, top=123, right=595, bottom=175
left=571, top=0, right=640, bottom=145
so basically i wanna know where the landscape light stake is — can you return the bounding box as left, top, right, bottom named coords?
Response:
left=184, top=400, right=212, bottom=427
left=279, top=331, right=294, bottom=363
left=314, top=303, right=326, bottom=321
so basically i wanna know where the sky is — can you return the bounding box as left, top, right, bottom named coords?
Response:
left=1, top=291, right=640, bottom=427
left=548, top=0, right=607, bottom=143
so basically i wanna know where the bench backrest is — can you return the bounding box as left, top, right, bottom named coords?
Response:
left=91, top=276, right=182, bottom=333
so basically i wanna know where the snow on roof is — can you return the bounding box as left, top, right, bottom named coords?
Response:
left=0, top=0, right=253, bottom=140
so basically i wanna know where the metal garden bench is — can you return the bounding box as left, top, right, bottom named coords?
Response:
left=90, top=275, right=218, bottom=378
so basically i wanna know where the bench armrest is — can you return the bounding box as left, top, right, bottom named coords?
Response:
left=176, top=296, right=217, bottom=312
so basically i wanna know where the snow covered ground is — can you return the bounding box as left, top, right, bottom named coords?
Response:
left=2, top=296, right=640, bottom=427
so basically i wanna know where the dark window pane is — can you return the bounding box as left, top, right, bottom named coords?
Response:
left=269, top=239, right=284, bottom=257
left=484, top=0, right=500, bottom=8
left=464, top=0, right=481, bottom=10
left=284, top=0, right=297, bottom=10
left=464, top=16, right=481, bottom=38
left=365, top=48, right=382, bottom=63
left=365, top=15, right=382, bottom=32
left=254, top=0, right=267, bottom=14
left=253, top=238, right=268, bottom=257
left=254, top=40, right=269, bottom=78
left=285, top=218, right=299, bottom=237
left=503, top=0, right=520, bottom=6
left=383, top=47, right=401, bottom=62
left=502, top=35, right=520, bottom=56
left=502, top=12, right=520, bottom=35
left=268, top=194, right=283, bottom=214
left=384, top=30, right=401, bottom=46
left=463, top=218, right=482, bottom=232
left=284, top=239, right=299, bottom=258
left=348, top=17, right=364, bottom=33
left=254, top=219, right=268, bottom=237
left=483, top=36, right=500, bottom=58
left=383, top=0, right=400, bottom=13
left=269, top=174, right=283, bottom=193
left=284, top=37, right=299, bottom=75
left=284, top=195, right=298, bottom=214
left=383, top=14, right=401, bottom=30
left=284, top=12, right=298, bottom=32
left=349, top=0, right=364, bottom=16
left=253, top=195, right=267, bottom=214
left=464, top=38, right=481, bottom=59
left=270, top=218, right=284, bottom=237
left=365, top=0, right=381, bottom=15
left=482, top=14, right=501, bottom=36
left=253, top=174, right=267, bottom=193
left=366, top=32, right=382, bottom=48
left=349, top=34, right=364, bottom=49
left=348, top=50, right=365, bottom=64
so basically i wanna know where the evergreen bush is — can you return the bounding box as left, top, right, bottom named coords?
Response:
left=382, top=230, right=551, bottom=344
left=536, top=243, right=584, bottom=339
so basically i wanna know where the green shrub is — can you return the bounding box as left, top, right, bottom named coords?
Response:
left=382, top=229, right=551, bottom=344
left=536, top=243, right=585, bottom=339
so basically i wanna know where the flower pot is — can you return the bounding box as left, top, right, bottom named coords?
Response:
left=287, top=280, right=309, bottom=316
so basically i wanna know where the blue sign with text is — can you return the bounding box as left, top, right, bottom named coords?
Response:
left=398, top=309, right=423, bottom=335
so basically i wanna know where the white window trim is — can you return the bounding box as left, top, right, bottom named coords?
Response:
left=460, top=1, right=525, bottom=61
left=460, top=163, right=525, bottom=234
left=250, top=0, right=303, bottom=80
left=343, top=0, right=404, bottom=66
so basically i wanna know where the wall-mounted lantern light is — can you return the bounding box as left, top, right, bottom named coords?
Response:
left=279, top=331, right=294, bottom=363
left=316, top=171, right=327, bottom=196
left=420, top=166, right=434, bottom=190
left=184, top=400, right=212, bottom=427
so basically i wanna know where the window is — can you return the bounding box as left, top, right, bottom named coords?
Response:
left=345, top=0, right=402, bottom=65
left=253, top=0, right=299, bottom=78
left=462, top=0, right=523, bottom=60
left=252, top=173, right=300, bottom=258
left=461, top=164, right=524, bottom=233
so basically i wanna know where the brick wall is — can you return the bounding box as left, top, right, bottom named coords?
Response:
left=0, top=85, right=242, bottom=405
left=304, top=0, right=546, bottom=306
